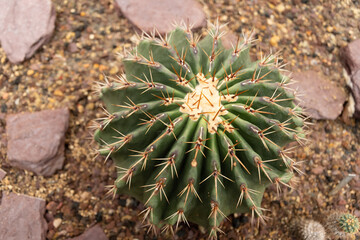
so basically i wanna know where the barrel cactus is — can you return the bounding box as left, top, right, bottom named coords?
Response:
left=93, top=21, right=306, bottom=238
left=290, top=218, right=326, bottom=240
left=325, top=212, right=359, bottom=238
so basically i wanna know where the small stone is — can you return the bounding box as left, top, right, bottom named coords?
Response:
left=311, top=166, right=324, bottom=175
left=77, top=104, right=84, bottom=113
left=275, top=3, right=285, bottom=13
left=0, top=168, right=6, bottom=180
left=54, top=89, right=64, bottom=97
left=115, top=0, right=206, bottom=35
left=0, top=0, right=56, bottom=63
left=6, top=108, right=69, bottom=176
left=85, top=102, right=94, bottom=111
left=53, top=218, right=62, bottom=228
left=80, top=191, right=90, bottom=201
left=27, top=69, right=34, bottom=76
left=0, top=192, right=48, bottom=240
left=67, top=42, right=78, bottom=53
left=326, top=26, right=334, bottom=33
left=291, top=71, right=346, bottom=120
left=46, top=201, right=58, bottom=212
left=67, top=224, right=108, bottom=240
left=109, top=66, right=118, bottom=75
left=270, top=35, right=280, bottom=47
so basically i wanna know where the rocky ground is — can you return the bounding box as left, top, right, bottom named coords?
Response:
left=0, top=0, right=359, bottom=239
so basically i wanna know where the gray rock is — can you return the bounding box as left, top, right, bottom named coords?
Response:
left=291, top=71, right=346, bottom=120
left=0, top=192, right=47, bottom=240
left=6, top=108, right=69, bottom=176
left=115, top=0, right=206, bottom=35
left=0, top=0, right=56, bottom=63
left=67, top=224, right=108, bottom=240
left=0, top=168, right=6, bottom=180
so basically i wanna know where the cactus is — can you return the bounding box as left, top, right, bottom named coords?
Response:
left=289, top=218, right=326, bottom=240
left=325, top=212, right=359, bottom=238
left=93, top=21, right=306, bottom=238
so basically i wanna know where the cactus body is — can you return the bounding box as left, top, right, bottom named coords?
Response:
left=94, top=22, right=305, bottom=237
left=289, top=218, right=326, bottom=240
left=325, top=212, right=359, bottom=238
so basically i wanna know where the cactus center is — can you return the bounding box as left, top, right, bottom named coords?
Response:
left=180, top=73, right=229, bottom=134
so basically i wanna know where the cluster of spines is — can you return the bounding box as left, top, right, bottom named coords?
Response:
left=92, top=20, right=307, bottom=238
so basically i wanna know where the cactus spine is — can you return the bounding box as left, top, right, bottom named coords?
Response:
left=93, top=21, right=306, bottom=238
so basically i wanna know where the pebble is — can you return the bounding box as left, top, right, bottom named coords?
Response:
left=276, top=3, right=285, bottom=13
left=270, top=35, right=280, bottom=47
left=27, top=69, right=35, bottom=76
left=109, top=66, right=118, bottom=75
left=311, top=166, right=324, bottom=175
left=46, top=201, right=58, bottom=212
left=53, top=218, right=62, bottom=228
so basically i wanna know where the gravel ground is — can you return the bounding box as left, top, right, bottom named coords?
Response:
left=0, top=0, right=359, bottom=239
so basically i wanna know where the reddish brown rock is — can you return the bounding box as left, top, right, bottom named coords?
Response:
left=0, top=192, right=47, bottom=240
left=115, top=0, right=206, bottom=35
left=0, top=0, right=56, bottom=63
left=67, top=224, right=108, bottom=240
left=291, top=71, right=346, bottom=120
left=0, top=168, right=6, bottom=180
left=6, top=108, right=69, bottom=176
left=340, top=39, right=360, bottom=75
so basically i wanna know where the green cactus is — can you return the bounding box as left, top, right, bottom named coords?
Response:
left=289, top=218, right=326, bottom=240
left=93, top=21, right=305, bottom=238
left=325, top=211, right=359, bottom=238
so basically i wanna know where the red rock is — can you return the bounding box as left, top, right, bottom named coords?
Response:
left=311, top=166, right=324, bottom=175
left=291, top=71, right=346, bottom=120
left=6, top=108, right=69, bottom=176
left=0, top=168, right=6, bottom=180
left=340, top=39, right=360, bottom=75
left=0, top=192, right=47, bottom=240
left=67, top=224, right=108, bottom=240
left=0, top=0, right=55, bottom=63
left=221, top=30, right=238, bottom=49
left=115, top=0, right=206, bottom=35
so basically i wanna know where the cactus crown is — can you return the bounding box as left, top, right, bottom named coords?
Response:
left=93, top=21, right=305, bottom=237
left=339, top=213, right=359, bottom=234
